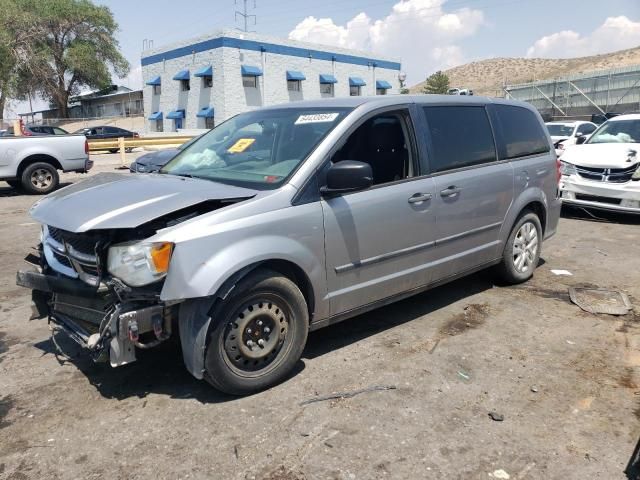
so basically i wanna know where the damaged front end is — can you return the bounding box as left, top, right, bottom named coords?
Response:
left=17, top=225, right=177, bottom=366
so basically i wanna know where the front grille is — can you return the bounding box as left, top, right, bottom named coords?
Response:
left=576, top=163, right=638, bottom=183
left=44, top=226, right=102, bottom=286
left=575, top=194, right=622, bottom=205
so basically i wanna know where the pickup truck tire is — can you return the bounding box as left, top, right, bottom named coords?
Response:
left=21, top=162, right=59, bottom=195
left=109, top=149, right=119, bottom=153
left=496, top=211, right=542, bottom=284
left=203, top=268, right=309, bottom=395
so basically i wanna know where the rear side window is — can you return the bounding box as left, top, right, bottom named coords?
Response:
left=490, top=104, right=549, bottom=159
left=577, top=123, right=596, bottom=135
left=423, top=106, right=496, bottom=173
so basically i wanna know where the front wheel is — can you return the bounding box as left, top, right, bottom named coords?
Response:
left=203, top=269, right=309, bottom=395
left=21, top=162, right=59, bottom=195
left=495, top=212, right=542, bottom=284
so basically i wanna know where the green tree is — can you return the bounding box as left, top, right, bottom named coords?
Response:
left=422, top=70, right=450, bottom=95
left=18, top=0, right=129, bottom=117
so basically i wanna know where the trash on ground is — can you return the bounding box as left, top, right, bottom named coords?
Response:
left=300, top=385, right=397, bottom=406
left=568, top=287, right=632, bottom=315
left=566, top=340, right=576, bottom=345
left=551, top=269, right=573, bottom=276
left=457, top=370, right=471, bottom=381
left=488, top=411, right=504, bottom=422
left=489, top=469, right=511, bottom=479
left=530, top=386, right=539, bottom=393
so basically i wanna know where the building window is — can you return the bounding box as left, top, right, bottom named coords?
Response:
left=243, top=75, right=258, bottom=88
left=205, top=117, right=214, bottom=129
left=376, top=88, right=387, bottom=95
left=153, top=85, right=161, bottom=95
left=350, top=85, right=361, bottom=96
left=203, top=76, right=213, bottom=88
left=320, top=83, right=334, bottom=96
left=180, top=79, right=190, bottom=91
left=287, top=80, right=301, bottom=92
left=156, top=120, right=163, bottom=132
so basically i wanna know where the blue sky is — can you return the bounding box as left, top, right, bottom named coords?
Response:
left=6, top=0, right=640, bottom=115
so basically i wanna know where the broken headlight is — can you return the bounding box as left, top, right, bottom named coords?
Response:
left=560, top=161, right=577, bottom=176
left=107, top=242, right=173, bottom=287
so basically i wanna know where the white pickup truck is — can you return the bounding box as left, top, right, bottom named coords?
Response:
left=0, top=135, right=92, bottom=194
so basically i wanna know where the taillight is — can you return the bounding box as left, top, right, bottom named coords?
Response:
left=85, top=139, right=89, bottom=155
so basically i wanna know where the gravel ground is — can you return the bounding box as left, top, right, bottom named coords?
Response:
left=1, top=153, right=639, bottom=480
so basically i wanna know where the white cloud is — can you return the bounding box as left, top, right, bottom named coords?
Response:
left=288, top=0, right=484, bottom=86
left=526, top=16, right=640, bottom=58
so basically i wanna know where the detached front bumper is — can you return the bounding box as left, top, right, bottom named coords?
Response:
left=16, top=269, right=173, bottom=366
left=559, top=174, right=640, bottom=214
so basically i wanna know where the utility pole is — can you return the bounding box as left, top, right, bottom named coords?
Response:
left=235, top=0, right=256, bottom=32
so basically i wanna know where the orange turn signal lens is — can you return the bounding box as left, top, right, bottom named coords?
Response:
left=150, top=243, right=173, bottom=273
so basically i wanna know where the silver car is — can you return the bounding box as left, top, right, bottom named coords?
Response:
left=17, top=96, right=561, bottom=394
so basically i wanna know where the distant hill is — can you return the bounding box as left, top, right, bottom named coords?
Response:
left=409, top=46, right=640, bottom=96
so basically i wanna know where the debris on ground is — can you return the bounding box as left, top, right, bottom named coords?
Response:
left=488, top=411, right=504, bottom=422
left=551, top=269, right=573, bottom=276
left=300, top=385, right=397, bottom=406
left=568, top=287, right=632, bottom=315
left=530, top=386, right=539, bottom=393
left=489, top=469, right=511, bottom=479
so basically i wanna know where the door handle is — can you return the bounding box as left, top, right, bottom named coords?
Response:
left=408, top=193, right=432, bottom=203
left=440, top=186, right=461, bottom=197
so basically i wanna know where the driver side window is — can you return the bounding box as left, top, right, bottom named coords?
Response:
left=332, top=111, right=415, bottom=186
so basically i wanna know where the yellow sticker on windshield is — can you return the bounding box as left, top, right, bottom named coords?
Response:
left=227, top=138, right=256, bottom=153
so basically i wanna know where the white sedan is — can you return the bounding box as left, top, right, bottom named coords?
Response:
left=546, top=121, right=598, bottom=156
left=559, top=114, right=640, bottom=214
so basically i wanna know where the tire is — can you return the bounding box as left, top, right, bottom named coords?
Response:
left=21, top=162, right=59, bottom=195
left=203, top=269, right=309, bottom=395
left=125, top=147, right=133, bottom=153
left=109, top=149, right=119, bottom=153
left=495, top=211, right=542, bottom=284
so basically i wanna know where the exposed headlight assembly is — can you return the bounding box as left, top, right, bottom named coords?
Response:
left=560, top=161, right=577, bottom=176
left=107, top=242, right=173, bottom=287
left=632, top=164, right=640, bottom=181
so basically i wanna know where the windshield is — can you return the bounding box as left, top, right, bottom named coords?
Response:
left=160, top=107, right=351, bottom=189
left=546, top=124, right=574, bottom=136
left=587, top=119, right=640, bottom=144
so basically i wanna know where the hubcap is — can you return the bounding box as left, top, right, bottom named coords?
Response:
left=512, top=221, right=538, bottom=273
left=223, top=301, right=288, bottom=372
left=31, top=168, right=53, bottom=190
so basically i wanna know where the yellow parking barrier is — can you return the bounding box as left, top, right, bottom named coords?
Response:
left=88, top=135, right=195, bottom=151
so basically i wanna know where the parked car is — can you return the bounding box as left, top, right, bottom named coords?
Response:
left=559, top=113, right=640, bottom=213
left=129, top=135, right=203, bottom=173
left=0, top=135, right=91, bottom=193
left=448, top=88, right=473, bottom=95
left=545, top=121, right=597, bottom=156
left=17, top=96, right=560, bottom=394
left=1, top=124, right=69, bottom=136
left=73, top=126, right=139, bottom=153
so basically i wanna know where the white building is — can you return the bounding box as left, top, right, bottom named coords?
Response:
left=141, top=29, right=402, bottom=132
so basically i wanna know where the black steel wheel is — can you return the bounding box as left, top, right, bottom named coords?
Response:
left=203, top=269, right=308, bottom=395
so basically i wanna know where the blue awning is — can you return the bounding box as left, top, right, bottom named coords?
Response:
left=146, top=76, right=161, bottom=86
left=166, top=110, right=185, bottom=120
left=173, top=70, right=190, bottom=81
left=194, top=66, right=213, bottom=77
left=196, top=106, right=214, bottom=118
left=241, top=65, right=263, bottom=76
left=349, top=77, right=366, bottom=87
left=376, top=80, right=392, bottom=90
left=148, top=111, right=163, bottom=121
left=286, top=70, right=306, bottom=81
left=319, top=74, right=338, bottom=84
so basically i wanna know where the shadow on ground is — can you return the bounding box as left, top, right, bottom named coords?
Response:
left=0, top=182, right=73, bottom=198
left=562, top=205, right=640, bottom=225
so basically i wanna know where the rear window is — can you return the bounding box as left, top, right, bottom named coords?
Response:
left=423, top=106, right=496, bottom=173
left=490, top=105, right=550, bottom=159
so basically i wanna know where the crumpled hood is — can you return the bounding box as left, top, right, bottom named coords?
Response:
left=30, top=172, right=257, bottom=232
left=561, top=142, right=640, bottom=168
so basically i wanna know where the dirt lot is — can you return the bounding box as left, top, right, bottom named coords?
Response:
left=1, top=154, right=640, bottom=479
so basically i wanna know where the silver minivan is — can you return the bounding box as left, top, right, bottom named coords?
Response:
left=18, top=96, right=561, bottom=394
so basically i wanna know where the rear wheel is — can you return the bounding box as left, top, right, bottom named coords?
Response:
left=203, top=269, right=309, bottom=395
left=495, top=211, right=542, bottom=284
left=21, top=162, right=59, bottom=195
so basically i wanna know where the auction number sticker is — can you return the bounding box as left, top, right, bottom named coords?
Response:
left=227, top=138, right=256, bottom=153
left=295, top=113, right=340, bottom=125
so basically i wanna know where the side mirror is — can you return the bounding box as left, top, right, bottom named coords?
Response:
left=321, top=160, right=373, bottom=195
left=576, top=134, right=587, bottom=145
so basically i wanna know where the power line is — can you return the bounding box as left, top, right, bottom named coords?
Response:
left=235, top=0, right=257, bottom=32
